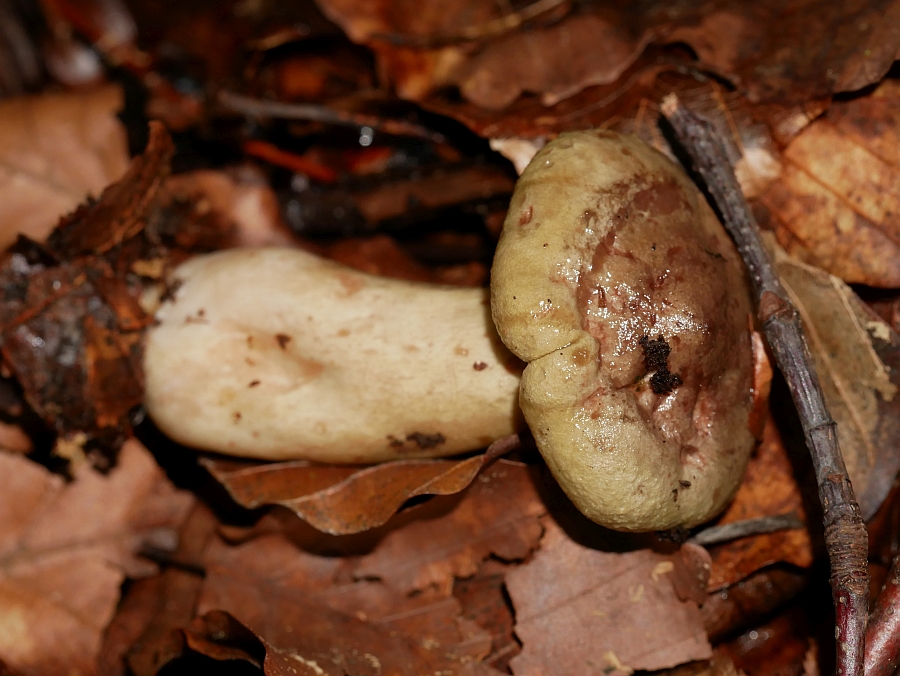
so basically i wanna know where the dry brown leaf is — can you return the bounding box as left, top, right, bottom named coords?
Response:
left=317, top=0, right=900, bottom=109
left=201, top=436, right=520, bottom=535
left=705, top=417, right=814, bottom=590
left=506, top=518, right=712, bottom=675
left=662, top=1, right=900, bottom=104
left=352, top=459, right=545, bottom=594
left=0, top=86, right=129, bottom=249
left=450, top=10, right=652, bottom=110
left=104, top=503, right=219, bottom=676
left=195, top=530, right=498, bottom=675
left=174, top=609, right=498, bottom=676
left=701, top=568, right=809, bottom=644
left=426, top=62, right=810, bottom=211
left=453, top=560, right=521, bottom=671
left=756, top=78, right=900, bottom=287
left=316, top=1, right=650, bottom=107
left=658, top=653, right=746, bottom=676
left=771, top=239, right=900, bottom=519
left=0, top=440, right=193, bottom=676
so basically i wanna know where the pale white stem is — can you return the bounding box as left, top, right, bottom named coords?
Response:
left=143, top=247, right=522, bottom=462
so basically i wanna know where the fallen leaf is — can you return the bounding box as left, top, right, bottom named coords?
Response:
left=772, top=240, right=900, bottom=519
left=195, top=531, right=499, bottom=675
left=422, top=51, right=688, bottom=139
left=662, top=0, right=900, bottom=104
left=352, top=459, right=546, bottom=594
left=317, top=0, right=900, bottom=109
left=192, top=458, right=543, bottom=666
left=174, top=609, right=499, bottom=676
left=756, top=78, right=900, bottom=286
left=506, top=518, right=712, bottom=675
left=0, top=440, right=193, bottom=676
left=44, top=122, right=171, bottom=259
left=719, top=608, right=814, bottom=676
left=701, top=567, right=808, bottom=645
left=705, top=417, right=814, bottom=590
left=201, top=436, right=520, bottom=535
left=0, top=86, right=129, bottom=249
left=426, top=59, right=806, bottom=210
left=173, top=612, right=263, bottom=671
left=108, top=503, right=219, bottom=676
left=452, top=560, right=521, bottom=671
left=450, top=9, right=652, bottom=110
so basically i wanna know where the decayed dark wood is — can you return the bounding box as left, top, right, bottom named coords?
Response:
left=661, top=94, right=869, bottom=676
left=865, top=554, right=900, bottom=676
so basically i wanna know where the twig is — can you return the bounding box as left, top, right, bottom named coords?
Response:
left=371, top=0, right=569, bottom=47
left=661, top=94, right=869, bottom=676
left=217, top=91, right=444, bottom=143
left=865, top=554, right=900, bottom=676
left=689, top=512, right=804, bottom=546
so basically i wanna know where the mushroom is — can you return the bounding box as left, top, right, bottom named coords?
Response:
left=491, top=130, right=757, bottom=532
left=143, top=247, right=522, bottom=463
left=144, top=130, right=758, bottom=533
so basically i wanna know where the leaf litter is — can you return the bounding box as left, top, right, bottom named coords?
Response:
left=0, top=440, right=192, bottom=676
left=4, top=2, right=900, bottom=675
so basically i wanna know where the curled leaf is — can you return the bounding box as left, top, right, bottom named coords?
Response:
left=770, top=239, right=900, bottom=519
left=201, top=435, right=520, bottom=535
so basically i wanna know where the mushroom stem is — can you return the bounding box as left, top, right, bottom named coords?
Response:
left=143, top=247, right=522, bottom=462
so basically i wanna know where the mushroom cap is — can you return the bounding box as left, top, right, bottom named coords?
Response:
left=491, top=130, right=756, bottom=531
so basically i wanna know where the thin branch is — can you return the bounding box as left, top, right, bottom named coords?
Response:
left=689, top=512, right=804, bottom=546
left=217, top=91, right=445, bottom=143
left=370, top=0, right=570, bottom=47
left=661, top=94, right=869, bottom=676
left=865, top=554, right=900, bottom=676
